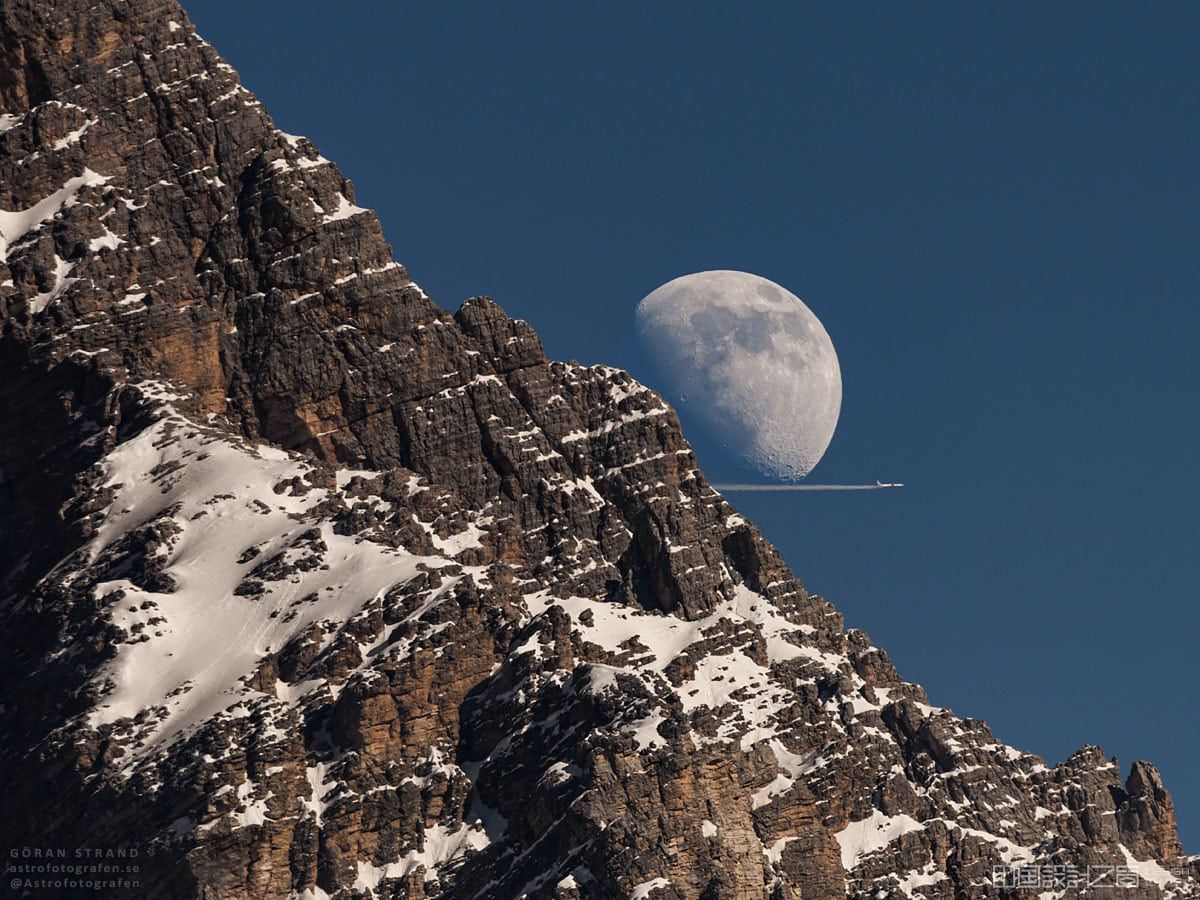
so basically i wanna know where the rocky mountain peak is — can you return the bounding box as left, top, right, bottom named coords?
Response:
left=0, top=1, right=1195, bottom=898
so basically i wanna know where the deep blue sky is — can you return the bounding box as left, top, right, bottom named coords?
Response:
left=189, top=3, right=1199, bottom=849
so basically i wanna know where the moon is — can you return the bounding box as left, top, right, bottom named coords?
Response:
left=634, top=270, right=842, bottom=481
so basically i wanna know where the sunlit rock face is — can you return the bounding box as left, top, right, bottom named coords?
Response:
left=636, top=270, right=842, bottom=481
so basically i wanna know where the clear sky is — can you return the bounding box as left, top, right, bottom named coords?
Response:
left=188, top=2, right=1199, bottom=849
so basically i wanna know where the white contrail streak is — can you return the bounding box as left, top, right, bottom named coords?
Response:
left=713, top=483, right=904, bottom=492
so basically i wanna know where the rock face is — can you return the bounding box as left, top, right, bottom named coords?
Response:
left=0, top=1, right=1195, bottom=898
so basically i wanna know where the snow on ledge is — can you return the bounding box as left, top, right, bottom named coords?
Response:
left=0, top=168, right=109, bottom=264
left=322, top=193, right=369, bottom=224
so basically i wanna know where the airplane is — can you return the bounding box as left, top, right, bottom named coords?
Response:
left=875, top=480, right=904, bottom=488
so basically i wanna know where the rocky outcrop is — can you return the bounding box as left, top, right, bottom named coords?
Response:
left=0, top=1, right=1195, bottom=898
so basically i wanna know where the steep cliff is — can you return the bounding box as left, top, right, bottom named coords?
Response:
left=0, top=1, right=1195, bottom=898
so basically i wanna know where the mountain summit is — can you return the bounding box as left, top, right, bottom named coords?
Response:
left=0, top=1, right=1194, bottom=897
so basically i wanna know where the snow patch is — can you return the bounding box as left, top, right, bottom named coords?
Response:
left=0, top=168, right=109, bottom=263
left=628, top=877, right=670, bottom=899
left=322, top=194, right=368, bottom=223
left=52, top=118, right=98, bottom=151
left=84, top=398, right=447, bottom=757
left=352, top=823, right=490, bottom=888
left=28, top=255, right=77, bottom=314
left=835, top=809, right=927, bottom=871
left=1118, top=845, right=1178, bottom=887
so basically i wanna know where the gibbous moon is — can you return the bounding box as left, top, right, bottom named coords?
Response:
left=635, top=270, right=842, bottom=480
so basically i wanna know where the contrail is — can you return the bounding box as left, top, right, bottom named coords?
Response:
left=713, top=482, right=904, bottom=492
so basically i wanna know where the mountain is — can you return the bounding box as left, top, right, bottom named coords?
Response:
left=0, top=1, right=1195, bottom=898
